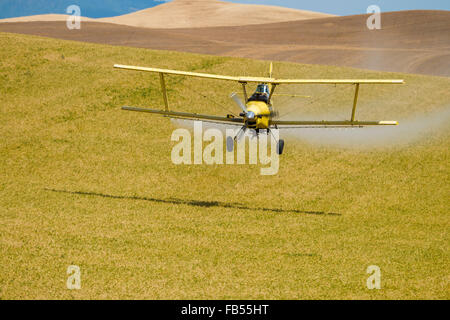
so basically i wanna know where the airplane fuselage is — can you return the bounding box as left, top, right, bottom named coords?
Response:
left=244, top=83, right=272, bottom=130
left=246, top=100, right=271, bottom=129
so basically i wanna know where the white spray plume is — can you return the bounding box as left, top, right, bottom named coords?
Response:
left=281, top=108, right=450, bottom=149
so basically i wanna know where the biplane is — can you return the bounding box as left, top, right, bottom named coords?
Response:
left=114, top=63, right=404, bottom=155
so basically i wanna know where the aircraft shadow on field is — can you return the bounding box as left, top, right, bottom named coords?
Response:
left=45, top=189, right=341, bottom=217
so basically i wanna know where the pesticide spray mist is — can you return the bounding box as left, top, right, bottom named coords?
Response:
left=281, top=107, right=450, bottom=149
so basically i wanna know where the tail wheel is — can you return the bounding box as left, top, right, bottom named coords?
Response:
left=277, top=139, right=285, bottom=155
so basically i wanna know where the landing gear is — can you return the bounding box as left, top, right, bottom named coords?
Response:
left=268, top=129, right=285, bottom=155
left=277, top=139, right=285, bottom=155
left=227, top=128, right=285, bottom=155
left=227, top=126, right=247, bottom=152
left=226, top=136, right=234, bottom=152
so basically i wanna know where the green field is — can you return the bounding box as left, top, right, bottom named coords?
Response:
left=0, top=32, right=449, bottom=299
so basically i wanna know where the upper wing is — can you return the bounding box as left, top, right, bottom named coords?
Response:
left=122, top=106, right=244, bottom=126
left=114, top=64, right=404, bottom=85
left=115, top=65, right=242, bottom=82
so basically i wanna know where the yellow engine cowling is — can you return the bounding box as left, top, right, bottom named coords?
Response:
left=246, top=101, right=271, bottom=129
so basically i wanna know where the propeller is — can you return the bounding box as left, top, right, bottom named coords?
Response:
left=230, top=92, right=256, bottom=120
left=271, top=110, right=280, bottom=119
left=230, top=92, right=247, bottom=114
left=227, top=93, right=252, bottom=151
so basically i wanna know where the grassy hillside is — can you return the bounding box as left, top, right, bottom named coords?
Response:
left=0, top=32, right=449, bottom=299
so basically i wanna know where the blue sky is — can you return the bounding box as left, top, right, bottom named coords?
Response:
left=226, top=0, right=450, bottom=15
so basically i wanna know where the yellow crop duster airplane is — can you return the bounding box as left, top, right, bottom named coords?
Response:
left=115, top=63, right=404, bottom=155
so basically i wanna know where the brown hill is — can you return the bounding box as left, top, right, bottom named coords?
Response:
left=0, top=0, right=333, bottom=28
left=99, top=0, right=334, bottom=28
left=0, top=14, right=94, bottom=23
left=0, top=10, right=449, bottom=76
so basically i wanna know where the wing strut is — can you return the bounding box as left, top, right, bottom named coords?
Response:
left=159, top=73, right=169, bottom=111
left=269, top=84, right=278, bottom=105
left=351, top=83, right=360, bottom=122
left=241, top=82, right=248, bottom=102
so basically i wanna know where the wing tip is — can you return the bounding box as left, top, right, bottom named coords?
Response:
left=379, top=121, right=399, bottom=125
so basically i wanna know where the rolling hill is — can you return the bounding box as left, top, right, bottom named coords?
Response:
left=0, top=32, right=449, bottom=299
left=98, top=0, right=334, bottom=28
left=0, top=0, right=333, bottom=28
left=0, top=14, right=95, bottom=23
left=1, top=10, right=449, bottom=76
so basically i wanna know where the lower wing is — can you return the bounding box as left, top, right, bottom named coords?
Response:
left=122, top=106, right=244, bottom=126
left=271, top=120, right=398, bottom=128
left=122, top=106, right=398, bottom=128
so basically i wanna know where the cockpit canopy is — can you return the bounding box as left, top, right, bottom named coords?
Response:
left=256, top=84, right=270, bottom=95
left=248, top=84, right=270, bottom=103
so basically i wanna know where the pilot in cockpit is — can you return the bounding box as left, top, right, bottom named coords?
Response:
left=248, top=84, right=270, bottom=104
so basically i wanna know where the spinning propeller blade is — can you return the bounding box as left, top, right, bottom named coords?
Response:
left=231, top=93, right=247, bottom=113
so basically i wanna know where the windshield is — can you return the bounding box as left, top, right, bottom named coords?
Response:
left=248, top=84, right=270, bottom=103
left=256, top=84, right=270, bottom=95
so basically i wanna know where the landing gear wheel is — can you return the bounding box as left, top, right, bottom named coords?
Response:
left=277, top=139, right=285, bottom=155
left=226, top=136, right=235, bottom=152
